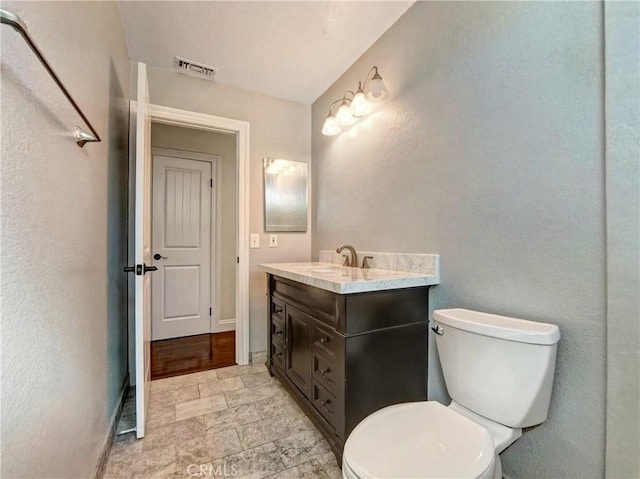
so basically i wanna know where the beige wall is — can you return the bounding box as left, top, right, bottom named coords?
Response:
left=312, top=2, right=609, bottom=478
left=0, top=1, right=130, bottom=477
left=151, top=124, right=237, bottom=324
left=146, top=66, right=311, bottom=352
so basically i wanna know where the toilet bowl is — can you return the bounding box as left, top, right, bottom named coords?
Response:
left=342, top=308, right=561, bottom=479
left=342, top=401, right=498, bottom=479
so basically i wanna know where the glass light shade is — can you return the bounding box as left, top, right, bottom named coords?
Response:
left=321, top=114, right=341, bottom=136
left=350, top=91, right=369, bottom=117
left=365, top=77, right=388, bottom=103
left=335, top=102, right=355, bottom=125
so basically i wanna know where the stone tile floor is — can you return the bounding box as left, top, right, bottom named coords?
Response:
left=105, top=363, right=342, bottom=479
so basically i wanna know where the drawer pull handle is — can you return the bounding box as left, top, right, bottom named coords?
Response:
left=274, top=330, right=283, bottom=335
left=319, top=337, right=329, bottom=344
left=273, top=306, right=283, bottom=314
left=274, top=352, right=283, bottom=357
left=320, top=368, right=330, bottom=375
left=320, top=399, right=331, bottom=406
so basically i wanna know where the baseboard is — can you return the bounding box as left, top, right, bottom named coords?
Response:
left=214, top=318, right=236, bottom=333
left=93, top=375, right=129, bottom=479
left=250, top=350, right=267, bottom=365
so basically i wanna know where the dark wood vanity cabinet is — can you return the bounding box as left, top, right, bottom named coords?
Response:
left=266, top=274, right=430, bottom=459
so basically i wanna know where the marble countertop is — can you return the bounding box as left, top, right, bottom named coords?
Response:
left=260, top=262, right=440, bottom=294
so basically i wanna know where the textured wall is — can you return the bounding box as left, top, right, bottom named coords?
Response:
left=604, top=1, right=640, bottom=477
left=312, top=2, right=606, bottom=478
left=146, top=67, right=311, bottom=353
left=151, top=124, right=237, bottom=324
left=0, top=1, right=130, bottom=478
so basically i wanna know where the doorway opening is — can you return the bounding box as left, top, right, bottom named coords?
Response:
left=149, top=124, right=237, bottom=379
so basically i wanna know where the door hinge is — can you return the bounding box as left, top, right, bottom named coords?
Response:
left=209, top=307, right=212, bottom=316
left=210, top=178, right=213, bottom=188
left=237, top=256, right=239, bottom=264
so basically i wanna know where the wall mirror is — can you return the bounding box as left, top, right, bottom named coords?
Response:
left=264, top=157, right=308, bottom=232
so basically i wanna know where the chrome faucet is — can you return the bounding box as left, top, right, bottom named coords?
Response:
left=336, top=244, right=358, bottom=268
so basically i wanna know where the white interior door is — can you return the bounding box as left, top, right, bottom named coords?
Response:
left=152, top=154, right=212, bottom=340
left=134, top=62, right=152, bottom=438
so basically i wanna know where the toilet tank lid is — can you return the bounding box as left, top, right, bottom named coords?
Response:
left=433, top=309, right=561, bottom=345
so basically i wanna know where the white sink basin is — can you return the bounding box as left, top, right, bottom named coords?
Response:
left=292, top=264, right=342, bottom=273
left=309, top=267, right=338, bottom=273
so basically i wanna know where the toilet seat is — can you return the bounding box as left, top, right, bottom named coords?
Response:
left=342, top=401, right=496, bottom=479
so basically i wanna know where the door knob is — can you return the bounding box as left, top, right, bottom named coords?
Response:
left=143, top=263, right=158, bottom=274
left=153, top=253, right=167, bottom=260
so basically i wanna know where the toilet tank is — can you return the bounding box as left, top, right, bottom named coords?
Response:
left=433, top=308, right=560, bottom=428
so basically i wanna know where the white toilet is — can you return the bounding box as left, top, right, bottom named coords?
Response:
left=342, top=308, right=561, bottom=479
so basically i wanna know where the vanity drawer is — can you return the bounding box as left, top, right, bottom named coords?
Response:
left=271, top=298, right=285, bottom=321
left=271, top=341, right=285, bottom=371
left=312, top=322, right=340, bottom=359
left=313, top=352, right=337, bottom=395
left=272, top=276, right=337, bottom=327
left=312, top=380, right=336, bottom=429
left=271, top=315, right=285, bottom=345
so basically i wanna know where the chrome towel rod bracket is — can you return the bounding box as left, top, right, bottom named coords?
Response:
left=1, top=8, right=102, bottom=148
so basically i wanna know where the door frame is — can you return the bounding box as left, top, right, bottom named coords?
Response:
left=151, top=147, right=230, bottom=337
left=132, top=104, right=250, bottom=366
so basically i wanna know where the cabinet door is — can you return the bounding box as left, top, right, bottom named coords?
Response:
left=285, top=305, right=312, bottom=399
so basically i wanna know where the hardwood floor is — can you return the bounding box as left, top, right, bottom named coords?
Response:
left=150, top=331, right=236, bottom=380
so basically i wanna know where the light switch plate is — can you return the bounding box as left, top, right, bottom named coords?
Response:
left=269, top=234, right=278, bottom=247
left=250, top=234, right=260, bottom=248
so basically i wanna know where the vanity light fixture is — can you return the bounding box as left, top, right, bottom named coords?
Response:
left=321, top=66, right=388, bottom=136
left=321, top=111, right=342, bottom=136
left=350, top=82, right=369, bottom=117
left=335, top=98, right=355, bottom=126
left=364, top=66, right=389, bottom=103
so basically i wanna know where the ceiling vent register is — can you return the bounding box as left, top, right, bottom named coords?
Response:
left=174, top=56, right=217, bottom=80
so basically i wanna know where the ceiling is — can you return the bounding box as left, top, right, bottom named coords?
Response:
left=117, top=1, right=413, bottom=104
